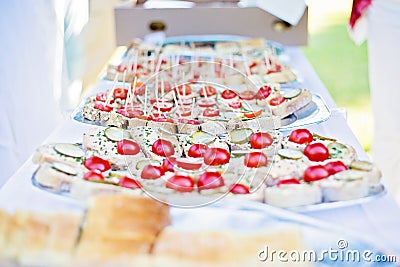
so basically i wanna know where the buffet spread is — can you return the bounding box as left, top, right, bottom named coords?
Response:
left=1, top=36, right=399, bottom=266
left=37, top=38, right=384, bottom=208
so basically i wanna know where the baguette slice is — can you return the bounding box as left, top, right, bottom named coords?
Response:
left=83, top=194, right=171, bottom=241
left=1, top=211, right=31, bottom=260
left=17, top=212, right=52, bottom=266
left=44, top=212, right=83, bottom=266
left=32, top=143, right=85, bottom=168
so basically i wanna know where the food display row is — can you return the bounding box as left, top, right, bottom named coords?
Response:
left=32, top=125, right=383, bottom=209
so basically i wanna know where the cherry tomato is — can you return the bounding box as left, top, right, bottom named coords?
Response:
left=256, top=85, right=272, bottom=99
left=83, top=170, right=104, bottom=181
left=198, top=98, right=216, bottom=108
left=243, top=109, right=263, bottom=118
left=221, top=89, right=238, bottom=99
left=94, top=101, right=113, bottom=112
left=269, top=96, right=285, bottom=106
left=177, top=118, right=199, bottom=125
left=197, top=171, right=224, bottom=191
left=203, top=108, right=220, bottom=117
left=198, top=85, right=217, bottom=97
left=193, top=71, right=200, bottom=79
left=325, top=161, right=348, bottom=175
left=303, top=165, right=330, bottom=182
left=239, top=90, right=257, bottom=101
left=229, top=101, right=242, bottom=109
left=249, top=61, right=257, bottom=69
left=113, top=88, right=128, bottom=99
left=289, top=129, right=313, bottom=144
left=152, top=139, right=175, bottom=157
left=117, top=139, right=140, bottom=155
left=116, top=108, right=144, bottom=118
left=152, top=102, right=173, bottom=112
left=176, top=158, right=203, bottom=170
left=150, top=98, right=168, bottom=105
left=266, top=63, right=281, bottom=74
left=133, top=82, right=146, bottom=96
left=95, top=93, right=107, bottom=102
left=158, top=81, right=172, bottom=93
left=178, top=98, right=193, bottom=106
left=229, top=183, right=250, bottom=194
left=147, top=113, right=166, bottom=121
left=176, top=107, right=192, bottom=117
left=250, top=132, right=274, bottom=149
left=244, top=152, right=268, bottom=168
left=116, top=64, right=127, bottom=72
left=84, top=156, right=111, bottom=172
left=188, top=144, right=209, bottom=158
left=166, top=174, right=195, bottom=192
left=141, top=164, right=164, bottom=179
left=276, top=178, right=301, bottom=186
left=123, top=102, right=141, bottom=109
left=154, top=117, right=175, bottom=123
left=304, top=143, right=329, bottom=162
left=203, top=148, right=230, bottom=166
left=162, top=157, right=176, bottom=172
left=174, top=84, right=192, bottom=96
left=118, top=176, right=142, bottom=189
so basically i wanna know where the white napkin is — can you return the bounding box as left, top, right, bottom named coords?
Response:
left=238, top=0, right=307, bottom=25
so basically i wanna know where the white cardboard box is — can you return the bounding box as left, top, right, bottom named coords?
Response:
left=114, top=1, right=308, bottom=46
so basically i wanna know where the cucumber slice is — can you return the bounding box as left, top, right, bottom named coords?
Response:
left=327, top=142, right=349, bottom=159
left=278, top=148, right=303, bottom=160
left=191, top=131, right=216, bottom=145
left=332, top=170, right=363, bottom=181
left=282, top=88, right=301, bottom=99
left=229, top=128, right=253, bottom=144
left=104, top=127, right=130, bottom=142
left=350, top=161, right=373, bottom=172
left=136, top=159, right=161, bottom=170
left=313, top=133, right=337, bottom=142
left=110, top=170, right=131, bottom=178
left=52, top=162, right=78, bottom=176
left=54, top=144, right=85, bottom=158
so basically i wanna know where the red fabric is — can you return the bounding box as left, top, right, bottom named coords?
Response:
left=349, top=0, right=372, bottom=28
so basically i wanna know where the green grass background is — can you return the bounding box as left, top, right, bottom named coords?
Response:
left=300, top=2, right=372, bottom=152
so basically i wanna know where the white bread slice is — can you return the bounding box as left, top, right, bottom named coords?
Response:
left=82, top=102, right=100, bottom=122
left=34, top=162, right=83, bottom=191
left=32, top=143, right=85, bottom=168
left=270, top=89, right=312, bottom=118
left=73, top=195, right=170, bottom=265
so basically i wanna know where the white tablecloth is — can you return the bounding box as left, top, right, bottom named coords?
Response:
left=1, top=47, right=399, bottom=252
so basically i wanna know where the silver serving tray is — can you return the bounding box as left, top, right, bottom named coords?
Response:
left=31, top=163, right=386, bottom=213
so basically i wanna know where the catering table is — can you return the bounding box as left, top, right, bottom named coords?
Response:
left=1, top=47, right=400, bottom=253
